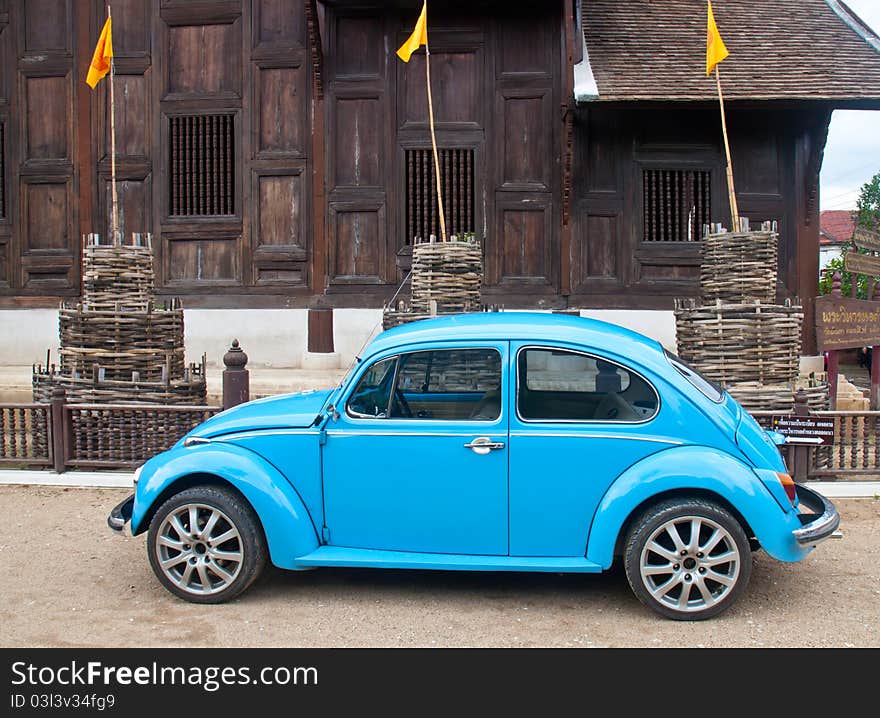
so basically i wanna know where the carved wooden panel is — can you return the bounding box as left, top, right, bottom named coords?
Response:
left=24, top=75, right=70, bottom=161
left=255, top=64, right=305, bottom=157
left=328, top=202, right=385, bottom=284
left=165, top=235, right=241, bottom=284
left=402, top=50, right=479, bottom=126
left=104, top=73, right=150, bottom=160
left=333, top=97, right=382, bottom=188
left=23, top=0, right=70, bottom=54
left=500, top=91, right=551, bottom=189
left=252, top=0, right=305, bottom=51
left=334, top=15, right=383, bottom=79
left=102, top=176, right=152, bottom=237
left=165, top=21, right=242, bottom=98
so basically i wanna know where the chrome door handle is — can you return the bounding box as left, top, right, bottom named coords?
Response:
left=464, top=437, right=506, bottom=455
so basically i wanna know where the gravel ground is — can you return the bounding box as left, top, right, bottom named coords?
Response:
left=0, top=485, right=878, bottom=648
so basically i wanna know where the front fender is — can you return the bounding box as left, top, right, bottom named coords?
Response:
left=131, top=443, right=319, bottom=570
left=585, top=446, right=810, bottom=569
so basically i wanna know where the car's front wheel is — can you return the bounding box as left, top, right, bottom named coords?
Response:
left=147, top=485, right=267, bottom=603
left=623, top=498, right=752, bottom=620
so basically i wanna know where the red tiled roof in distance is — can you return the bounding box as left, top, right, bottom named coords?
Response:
left=820, top=209, right=856, bottom=244
left=583, top=0, right=880, bottom=103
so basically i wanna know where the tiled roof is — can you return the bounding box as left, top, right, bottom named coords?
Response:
left=820, top=210, right=856, bottom=244
left=582, top=0, right=880, bottom=102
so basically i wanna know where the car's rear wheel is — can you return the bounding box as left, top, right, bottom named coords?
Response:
left=623, top=498, right=751, bottom=620
left=147, top=485, right=267, bottom=604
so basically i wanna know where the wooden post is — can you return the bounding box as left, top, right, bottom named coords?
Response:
left=222, top=339, right=249, bottom=410
left=715, top=66, right=739, bottom=231
left=308, top=308, right=334, bottom=354
left=790, top=389, right=811, bottom=482
left=50, top=386, right=67, bottom=474
left=827, top=272, right=842, bottom=410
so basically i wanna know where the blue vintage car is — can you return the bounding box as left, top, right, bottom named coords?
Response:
left=109, top=312, right=839, bottom=620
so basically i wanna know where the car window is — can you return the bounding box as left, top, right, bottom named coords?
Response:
left=664, top=349, right=724, bottom=403
left=517, top=347, right=658, bottom=422
left=391, top=348, right=502, bottom=421
left=347, top=356, right=397, bottom=417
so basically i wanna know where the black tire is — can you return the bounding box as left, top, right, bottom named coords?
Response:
left=623, top=498, right=752, bottom=621
left=147, top=485, right=267, bottom=604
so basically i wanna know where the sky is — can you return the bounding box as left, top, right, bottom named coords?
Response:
left=819, top=0, right=880, bottom=212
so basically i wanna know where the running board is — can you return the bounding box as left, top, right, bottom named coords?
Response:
left=295, top=546, right=603, bottom=573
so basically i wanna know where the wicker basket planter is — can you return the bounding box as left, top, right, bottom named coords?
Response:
left=725, top=381, right=829, bottom=413
left=382, top=309, right=434, bottom=330
left=410, top=239, right=482, bottom=314
left=32, top=370, right=208, bottom=405
left=82, top=243, right=155, bottom=309
left=674, top=299, right=803, bottom=386
left=701, top=230, right=778, bottom=303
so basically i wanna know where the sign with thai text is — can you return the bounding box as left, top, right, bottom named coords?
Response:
left=853, top=227, right=880, bottom=253
left=844, top=250, right=880, bottom=277
left=815, top=295, right=880, bottom=351
left=769, top=415, right=835, bottom=445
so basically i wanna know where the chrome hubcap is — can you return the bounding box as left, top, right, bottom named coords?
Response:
left=639, top=516, right=740, bottom=613
left=155, top=503, right=243, bottom=595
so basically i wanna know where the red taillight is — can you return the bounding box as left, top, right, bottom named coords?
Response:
left=776, top=472, right=797, bottom=505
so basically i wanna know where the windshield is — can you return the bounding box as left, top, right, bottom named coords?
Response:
left=664, top=349, right=724, bottom=403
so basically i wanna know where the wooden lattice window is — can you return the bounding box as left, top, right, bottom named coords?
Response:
left=169, top=114, right=235, bottom=217
left=406, top=148, right=474, bottom=243
left=0, top=121, right=5, bottom=220
left=643, top=169, right=711, bottom=242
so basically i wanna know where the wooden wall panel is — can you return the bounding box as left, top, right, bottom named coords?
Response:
left=0, top=22, right=9, bottom=104
left=166, top=21, right=242, bottom=98
left=493, top=197, right=553, bottom=289
left=402, top=50, right=479, bottom=125
left=497, top=11, right=550, bottom=75
left=500, top=92, right=551, bottom=189
left=23, top=181, right=69, bottom=251
left=334, top=15, right=383, bottom=79
left=328, top=203, right=384, bottom=284
left=255, top=65, right=305, bottom=157
left=102, top=176, right=152, bottom=237
left=165, top=236, right=240, bottom=284
left=110, top=0, right=150, bottom=55
left=24, top=75, right=70, bottom=161
left=256, top=173, right=305, bottom=249
left=104, top=73, right=149, bottom=160
left=23, top=0, right=69, bottom=54
left=253, top=0, right=305, bottom=51
left=333, top=97, right=382, bottom=188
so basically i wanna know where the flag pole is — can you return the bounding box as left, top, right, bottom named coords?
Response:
left=107, top=4, right=119, bottom=244
left=424, top=40, right=447, bottom=242
left=715, top=65, right=739, bottom=231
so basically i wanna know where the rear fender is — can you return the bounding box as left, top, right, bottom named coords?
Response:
left=131, top=443, right=319, bottom=570
left=585, top=446, right=808, bottom=568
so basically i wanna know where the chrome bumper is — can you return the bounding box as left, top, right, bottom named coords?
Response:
left=792, top=485, right=841, bottom=546
left=107, top=494, right=134, bottom=533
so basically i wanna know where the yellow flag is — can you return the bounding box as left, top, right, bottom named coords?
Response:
left=397, top=1, right=427, bottom=62
left=706, top=1, right=729, bottom=76
left=86, top=16, right=113, bottom=88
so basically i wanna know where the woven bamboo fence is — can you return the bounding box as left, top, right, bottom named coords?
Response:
left=726, top=381, right=829, bottom=413
left=674, top=299, right=803, bottom=386
left=410, top=239, right=482, bottom=314
left=32, top=368, right=208, bottom=406
left=701, top=229, right=778, bottom=303
left=65, top=403, right=219, bottom=465
left=82, top=241, right=155, bottom=309
left=57, top=303, right=186, bottom=381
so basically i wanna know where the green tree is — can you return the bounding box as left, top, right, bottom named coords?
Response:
left=819, top=171, right=880, bottom=299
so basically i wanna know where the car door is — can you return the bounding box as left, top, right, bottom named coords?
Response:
left=322, top=342, right=509, bottom=555
left=508, top=342, right=678, bottom=557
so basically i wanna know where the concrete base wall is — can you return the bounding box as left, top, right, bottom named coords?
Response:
left=0, top=307, right=677, bottom=370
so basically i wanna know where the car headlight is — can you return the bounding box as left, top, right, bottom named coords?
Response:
left=132, top=465, right=143, bottom=487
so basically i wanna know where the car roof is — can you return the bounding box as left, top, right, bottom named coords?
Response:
left=365, top=311, right=665, bottom=363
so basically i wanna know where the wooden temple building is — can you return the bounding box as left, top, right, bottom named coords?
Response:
left=1, top=0, right=880, bottom=361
